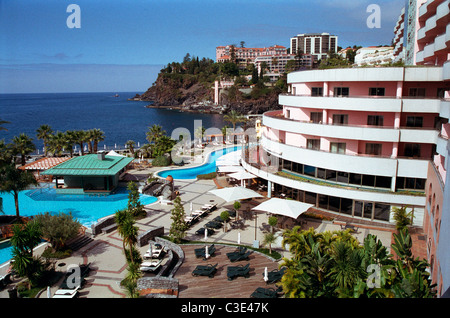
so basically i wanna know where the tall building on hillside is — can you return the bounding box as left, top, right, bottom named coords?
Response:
left=289, top=33, right=338, bottom=61
left=242, top=0, right=449, bottom=297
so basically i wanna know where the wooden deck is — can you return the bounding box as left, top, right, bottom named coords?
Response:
left=174, top=245, right=282, bottom=298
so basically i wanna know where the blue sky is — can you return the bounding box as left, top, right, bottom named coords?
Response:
left=0, top=0, right=405, bottom=93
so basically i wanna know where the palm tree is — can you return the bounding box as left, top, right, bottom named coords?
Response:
left=0, top=140, right=13, bottom=166
left=90, top=128, right=105, bottom=153
left=0, top=118, right=10, bottom=131
left=126, top=140, right=136, bottom=155
left=263, top=232, right=277, bottom=254
left=146, top=124, right=165, bottom=144
left=64, top=130, right=78, bottom=157
left=11, top=133, right=36, bottom=166
left=224, top=110, right=246, bottom=132
left=139, top=144, right=152, bottom=158
left=74, top=130, right=89, bottom=155
left=0, top=164, right=38, bottom=218
left=36, top=124, right=53, bottom=157
left=47, top=131, right=67, bottom=157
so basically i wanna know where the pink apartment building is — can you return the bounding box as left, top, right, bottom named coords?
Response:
left=242, top=0, right=450, bottom=296
left=215, top=45, right=287, bottom=67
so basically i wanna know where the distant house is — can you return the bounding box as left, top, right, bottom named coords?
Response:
left=41, top=151, right=133, bottom=195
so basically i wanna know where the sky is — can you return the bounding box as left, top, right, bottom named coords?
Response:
left=0, top=0, right=406, bottom=94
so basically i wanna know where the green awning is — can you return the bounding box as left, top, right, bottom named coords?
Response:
left=41, top=154, right=134, bottom=176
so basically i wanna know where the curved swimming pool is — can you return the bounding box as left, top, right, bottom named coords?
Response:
left=157, top=146, right=241, bottom=180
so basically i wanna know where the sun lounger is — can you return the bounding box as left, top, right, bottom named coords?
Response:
left=195, top=227, right=215, bottom=236
left=227, top=250, right=252, bottom=262
left=53, top=287, right=80, bottom=298
left=263, top=267, right=286, bottom=284
left=192, top=209, right=208, bottom=217
left=192, top=263, right=218, bottom=278
left=227, top=263, right=250, bottom=280
left=144, top=244, right=164, bottom=259
left=201, top=203, right=217, bottom=212
left=205, top=220, right=222, bottom=229
left=140, top=259, right=163, bottom=272
left=194, top=244, right=216, bottom=260
left=250, top=287, right=282, bottom=298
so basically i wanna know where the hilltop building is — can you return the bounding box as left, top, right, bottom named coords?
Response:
left=289, top=33, right=338, bottom=61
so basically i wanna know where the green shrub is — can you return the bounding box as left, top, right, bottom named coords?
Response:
left=197, top=172, right=216, bottom=180
left=152, top=155, right=171, bottom=166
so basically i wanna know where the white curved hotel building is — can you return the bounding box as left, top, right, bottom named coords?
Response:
left=244, top=66, right=449, bottom=225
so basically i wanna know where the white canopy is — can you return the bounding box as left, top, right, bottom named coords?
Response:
left=107, top=150, right=125, bottom=157
left=208, top=186, right=263, bottom=202
left=227, top=171, right=256, bottom=180
left=217, top=165, right=245, bottom=173
left=252, top=198, right=313, bottom=219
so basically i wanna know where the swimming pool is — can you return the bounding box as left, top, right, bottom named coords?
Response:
left=0, top=187, right=157, bottom=228
left=157, top=146, right=241, bottom=180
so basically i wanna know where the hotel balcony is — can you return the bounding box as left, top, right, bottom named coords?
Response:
left=417, top=1, right=450, bottom=44
left=279, top=94, right=448, bottom=115
left=416, top=23, right=450, bottom=64
left=263, top=110, right=440, bottom=144
left=419, top=0, right=445, bottom=22
left=260, top=134, right=430, bottom=180
left=241, top=151, right=426, bottom=209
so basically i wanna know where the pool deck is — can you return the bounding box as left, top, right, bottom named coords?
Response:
left=0, top=145, right=399, bottom=298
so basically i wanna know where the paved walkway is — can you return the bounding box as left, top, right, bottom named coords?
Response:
left=0, top=147, right=397, bottom=298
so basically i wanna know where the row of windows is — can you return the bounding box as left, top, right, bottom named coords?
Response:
left=310, top=87, right=444, bottom=98
left=280, top=158, right=426, bottom=191
left=308, top=111, right=425, bottom=128
left=273, top=184, right=391, bottom=221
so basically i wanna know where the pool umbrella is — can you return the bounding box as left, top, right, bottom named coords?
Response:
left=227, top=171, right=256, bottom=187
left=208, top=187, right=262, bottom=203
left=47, top=286, right=51, bottom=298
left=252, top=198, right=313, bottom=219
left=264, top=267, right=268, bottom=282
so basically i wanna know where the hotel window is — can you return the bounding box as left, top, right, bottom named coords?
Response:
left=334, top=87, right=349, bottom=97
left=369, top=87, right=385, bottom=96
left=367, top=115, right=384, bottom=126
left=332, top=114, right=348, bottom=125
left=307, top=139, right=320, bottom=150
left=330, top=142, right=346, bottom=154
left=406, top=116, right=423, bottom=128
left=409, top=88, right=426, bottom=97
left=311, top=87, right=323, bottom=96
left=404, top=143, right=421, bottom=157
left=365, top=143, right=382, bottom=156
left=310, top=112, right=322, bottom=123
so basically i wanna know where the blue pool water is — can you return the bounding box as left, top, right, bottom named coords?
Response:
left=157, top=146, right=241, bottom=180
left=0, top=241, right=13, bottom=267
left=0, top=187, right=157, bottom=228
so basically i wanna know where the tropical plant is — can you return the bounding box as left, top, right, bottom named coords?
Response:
left=0, top=140, right=13, bottom=166
left=146, top=124, right=165, bottom=144
left=74, top=130, right=89, bottom=156
left=233, top=201, right=241, bottom=220
left=47, top=131, right=67, bottom=157
left=115, top=209, right=140, bottom=264
left=126, top=140, right=136, bottom=155
left=280, top=227, right=436, bottom=298
left=126, top=181, right=144, bottom=218
left=34, top=212, right=81, bottom=251
left=263, top=232, right=277, bottom=254
left=36, top=124, right=53, bottom=156
left=223, top=110, right=246, bottom=132
left=169, top=196, right=188, bottom=243
left=11, top=133, right=36, bottom=166
left=89, top=128, right=105, bottom=153
left=10, top=220, right=48, bottom=289
left=220, top=210, right=230, bottom=232
left=268, top=216, right=278, bottom=233
left=392, top=206, right=413, bottom=231
left=0, top=164, right=38, bottom=217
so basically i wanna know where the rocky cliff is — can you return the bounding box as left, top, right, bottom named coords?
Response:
left=134, top=72, right=284, bottom=114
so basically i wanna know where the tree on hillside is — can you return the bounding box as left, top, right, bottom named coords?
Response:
left=169, top=196, right=188, bottom=243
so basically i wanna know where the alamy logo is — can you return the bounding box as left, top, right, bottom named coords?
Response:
left=366, top=4, right=381, bottom=29
left=366, top=264, right=381, bottom=288
left=66, top=264, right=81, bottom=289
left=66, top=4, right=81, bottom=29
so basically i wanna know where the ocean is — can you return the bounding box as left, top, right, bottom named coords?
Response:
left=0, top=92, right=225, bottom=152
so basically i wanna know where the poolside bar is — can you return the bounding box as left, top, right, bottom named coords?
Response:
left=41, top=151, right=134, bottom=195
